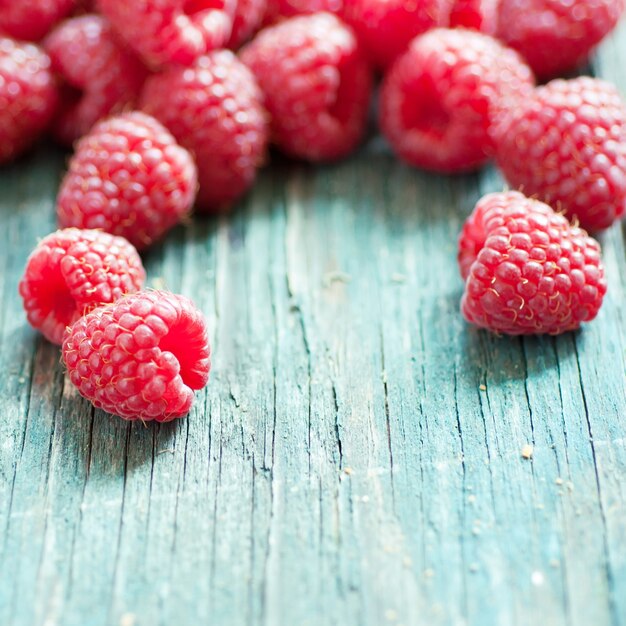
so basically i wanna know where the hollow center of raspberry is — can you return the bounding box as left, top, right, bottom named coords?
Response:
left=33, top=263, right=77, bottom=336
left=402, top=78, right=450, bottom=138
left=159, top=316, right=208, bottom=390
left=328, top=56, right=363, bottom=125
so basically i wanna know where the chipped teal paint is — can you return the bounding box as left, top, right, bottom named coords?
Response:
left=1, top=26, right=626, bottom=626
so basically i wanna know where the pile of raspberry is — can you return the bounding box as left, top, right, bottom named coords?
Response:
left=3, top=0, right=624, bottom=421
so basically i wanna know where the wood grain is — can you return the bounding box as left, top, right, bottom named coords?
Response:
left=1, top=23, right=625, bottom=626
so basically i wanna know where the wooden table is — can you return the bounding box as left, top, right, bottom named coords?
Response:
left=1, top=23, right=626, bottom=626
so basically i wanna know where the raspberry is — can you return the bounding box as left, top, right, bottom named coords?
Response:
left=57, top=112, right=198, bottom=249
left=497, top=0, right=625, bottom=79
left=342, top=0, right=448, bottom=69
left=448, top=0, right=499, bottom=34
left=379, top=28, right=534, bottom=173
left=459, top=192, right=607, bottom=335
left=228, top=0, right=267, bottom=48
left=44, top=15, right=147, bottom=147
left=263, top=0, right=343, bottom=24
left=241, top=13, right=373, bottom=162
left=62, top=290, right=211, bottom=422
left=98, top=0, right=234, bottom=68
left=0, top=38, right=58, bottom=164
left=494, top=77, right=626, bottom=232
left=19, top=229, right=145, bottom=345
left=0, top=0, right=75, bottom=42
left=140, top=50, right=268, bottom=211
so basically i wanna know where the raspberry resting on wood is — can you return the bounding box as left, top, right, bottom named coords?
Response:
left=62, top=290, right=211, bottom=422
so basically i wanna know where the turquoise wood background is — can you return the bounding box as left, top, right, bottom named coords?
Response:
left=1, top=22, right=625, bottom=626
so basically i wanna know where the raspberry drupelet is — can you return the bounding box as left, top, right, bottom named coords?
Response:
left=448, top=0, right=500, bottom=34
left=342, top=0, right=448, bottom=70
left=494, top=77, right=626, bottom=232
left=0, top=37, right=59, bottom=165
left=263, top=0, right=343, bottom=24
left=141, top=50, right=268, bottom=212
left=228, top=0, right=267, bottom=49
left=44, top=15, right=148, bottom=147
left=241, top=13, right=373, bottom=162
left=459, top=192, right=607, bottom=335
left=497, top=0, right=625, bottom=80
left=62, top=290, right=211, bottom=422
left=19, top=228, right=145, bottom=345
left=0, top=0, right=75, bottom=42
left=57, top=112, right=198, bottom=250
left=98, top=0, right=235, bottom=68
left=379, top=28, right=534, bottom=174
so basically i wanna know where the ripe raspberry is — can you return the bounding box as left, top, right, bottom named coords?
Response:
left=98, top=0, right=234, bottom=68
left=228, top=0, right=267, bottom=48
left=241, top=13, right=372, bottom=162
left=494, top=77, right=626, bottom=232
left=0, top=0, right=75, bottom=42
left=57, top=112, right=198, bottom=249
left=379, top=28, right=534, bottom=173
left=448, top=0, right=499, bottom=34
left=0, top=38, right=58, bottom=164
left=459, top=191, right=607, bottom=335
left=263, top=0, right=343, bottom=24
left=140, top=50, right=268, bottom=211
left=497, top=0, right=625, bottom=80
left=44, top=15, right=147, bottom=147
left=62, top=290, right=211, bottom=422
left=19, top=229, right=145, bottom=345
left=342, top=0, right=448, bottom=69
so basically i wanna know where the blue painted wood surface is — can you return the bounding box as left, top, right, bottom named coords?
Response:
left=1, top=23, right=625, bottom=626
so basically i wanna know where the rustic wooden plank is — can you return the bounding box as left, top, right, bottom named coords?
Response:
left=1, top=20, right=625, bottom=626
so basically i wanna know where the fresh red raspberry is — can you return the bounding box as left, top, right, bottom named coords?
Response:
left=57, top=112, right=198, bottom=249
left=62, top=290, right=211, bottom=422
left=379, top=28, right=534, bottom=174
left=497, top=0, right=625, bottom=80
left=448, top=0, right=499, bottom=34
left=241, top=13, right=373, bottom=162
left=459, top=191, right=607, bottom=335
left=0, top=0, right=75, bottom=41
left=44, top=15, right=147, bottom=147
left=342, top=0, right=448, bottom=70
left=140, top=50, right=268, bottom=211
left=0, top=38, right=58, bottom=164
left=494, top=77, right=626, bottom=232
left=228, top=0, right=267, bottom=48
left=19, top=229, right=145, bottom=345
left=97, top=0, right=234, bottom=68
left=263, top=0, right=343, bottom=24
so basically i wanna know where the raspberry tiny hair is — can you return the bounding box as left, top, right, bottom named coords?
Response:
left=57, top=111, right=198, bottom=249
left=0, top=37, right=59, bottom=165
left=342, top=0, right=448, bottom=70
left=241, top=12, right=373, bottom=162
left=379, top=28, right=534, bottom=174
left=0, top=0, right=75, bottom=42
left=497, top=0, right=625, bottom=80
left=140, top=50, right=268, bottom=212
left=459, top=191, right=607, bottom=336
left=44, top=15, right=148, bottom=147
left=62, top=290, right=211, bottom=422
left=97, top=0, right=235, bottom=68
left=19, top=228, right=146, bottom=346
left=493, top=77, right=626, bottom=232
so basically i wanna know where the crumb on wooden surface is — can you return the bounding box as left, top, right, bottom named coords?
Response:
left=521, top=444, right=534, bottom=459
